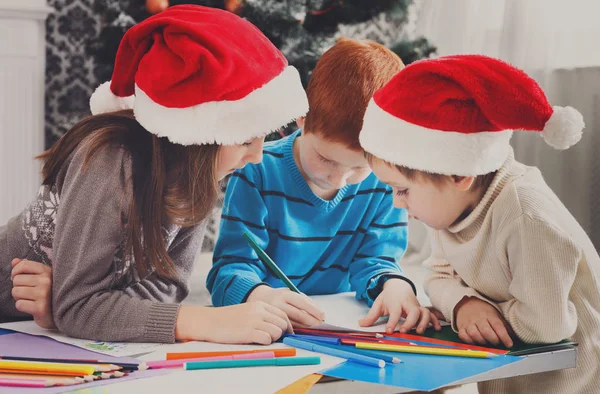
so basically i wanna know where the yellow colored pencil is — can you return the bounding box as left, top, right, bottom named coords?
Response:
left=356, top=342, right=497, bottom=358
left=0, top=360, right=95, bottom=376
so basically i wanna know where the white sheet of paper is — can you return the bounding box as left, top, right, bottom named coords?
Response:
left=309, top=292, right=388, bottom=332
left=103, top=342, right=344, bottom=394
left=309, top=292, right=448, bottom=333
left=0, top=321, right=167, bottom=357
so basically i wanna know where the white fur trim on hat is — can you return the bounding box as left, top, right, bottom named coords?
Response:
left=542, top=105, right=585, bottom=150
left=359, top=99, right=513, bottom=176
left=89, top=81, right=135, bottom=114
left=133, top=66, right=308, bottom=146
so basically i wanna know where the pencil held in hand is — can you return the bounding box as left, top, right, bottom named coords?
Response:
left=243, top=231, right=325, bottom=324
left=243, top=231, right=300, bottom=293
left=246, top=282, right=326, bottom=326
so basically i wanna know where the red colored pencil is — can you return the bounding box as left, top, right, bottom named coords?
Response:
left=293, top=328, right=380, bottom=338
left=340, top=338, right=415, bottom=347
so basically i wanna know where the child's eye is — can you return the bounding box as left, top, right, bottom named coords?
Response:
left=319, top=155, right=332, bottom=163
left=395, top=189, right=408, bottom=197
left=242, top=141, right=252, bottom=147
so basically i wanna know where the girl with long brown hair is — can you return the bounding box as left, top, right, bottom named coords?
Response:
left=1, top=5, right=308, bottom=344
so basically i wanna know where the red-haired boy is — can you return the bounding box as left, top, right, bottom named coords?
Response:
left=208, top=39, right=440, bottom=333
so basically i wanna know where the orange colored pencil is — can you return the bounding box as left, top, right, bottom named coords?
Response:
left=166, top=348, right=296, bottom=360
left=0, top=369, right=93, bottom=377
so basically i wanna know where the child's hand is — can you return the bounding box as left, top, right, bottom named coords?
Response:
left=427, top=306, right=446, bottom=321
left=247, top=286, right=325, bottom=327
left=455, top=297, right=514, bottom=348
left=176, top=302, right=292, bottom=345
left=10, top=258, right=56, bottom=329
left=359, top=278, right=442, bottom=334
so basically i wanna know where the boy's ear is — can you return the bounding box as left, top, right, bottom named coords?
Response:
left=452, top=176, right=475, bottom=191
left=296, top=116, right=306, bottom=130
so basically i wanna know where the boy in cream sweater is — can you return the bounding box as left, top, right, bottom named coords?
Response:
left=360, top=54, right=600, bottom=394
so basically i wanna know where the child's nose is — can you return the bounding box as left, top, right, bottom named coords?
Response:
left=328, top=171, right=349, bottom=189
left=247, top=150, right=263, bottom=165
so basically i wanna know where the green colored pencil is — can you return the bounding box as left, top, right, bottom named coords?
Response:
left=184, top=356, right=321, bottom=370
left=243, top=231, right=301, bottom=293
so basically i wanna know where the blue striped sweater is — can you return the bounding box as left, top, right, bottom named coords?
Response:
left=207, top=130, right=411, bottom=307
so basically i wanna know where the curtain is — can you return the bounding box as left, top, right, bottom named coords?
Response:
left=402, top=0, right=600, bottom=256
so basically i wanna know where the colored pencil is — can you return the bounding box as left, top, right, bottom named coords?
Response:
left=286, top=334, right=340, bottom=345
left=140, top=351, right=275, bottom=370
left=166, top=348, right=295, bottom=360
left=0, top=369, right=95, bottom=377
left=313, top=342, right=401, bottom=364
left=283, top=337, right=385, bottom=368
left=184, top=357, right=320, bottom=370
left=243, top=231, right=301, bottom=293
left=340, top=337, right=415, bottom=347
left=0, top=356, right=138, bottom=370
left=0, top=378, right=50, bottom=388
left=356, top=342, right=497, bottom=358
left=96, top=371, right=126, bottom=379
left=386, top=332, right=508, bottom=354
left=0, top=360, right=97, bottom=376
left=0, top=362, right=127, bottom=372
left=293, top=328, right=380, bottom=338
left=0, top=372, right=83, bottom=386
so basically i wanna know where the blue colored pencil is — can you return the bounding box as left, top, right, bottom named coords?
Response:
left=309, top=341, right=402, bottom=364
left=283, top=337, right=385, bottom=368
left=184, top=356, right=320, bottom=370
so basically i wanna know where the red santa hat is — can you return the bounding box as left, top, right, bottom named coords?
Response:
left=89, top=5, right=308, bottom=146
left=359, top=54, right=585, bottom=176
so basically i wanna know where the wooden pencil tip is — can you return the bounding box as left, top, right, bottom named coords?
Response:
left=138, top=363, right=149, bottom=371
left=376, top=333, right=384, bottom=338
left=392, top=357, right=401, bottom=363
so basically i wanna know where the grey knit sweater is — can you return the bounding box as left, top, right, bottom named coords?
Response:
left=0, top=142, right=206, bottom=343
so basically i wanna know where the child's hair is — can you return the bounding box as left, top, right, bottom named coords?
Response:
left=366, top=153, right=497, bottom=191
left=37, top=110, right=220, bottom=278
left=304, top=37, right=404, bottom=151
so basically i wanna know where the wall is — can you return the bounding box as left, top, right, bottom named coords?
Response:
left=0, top=0, right=51, bottom=224
left=45, top=0, right=99, bottom=148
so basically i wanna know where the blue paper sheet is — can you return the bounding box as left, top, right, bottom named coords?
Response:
left=320, top=350, right=522, bottom=391
left=0, top=328, right=12, bottom=335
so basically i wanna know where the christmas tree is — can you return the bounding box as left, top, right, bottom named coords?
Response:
left=88, top=0, right=436, bottom=86
left=87, top=0, right=436, bottom=251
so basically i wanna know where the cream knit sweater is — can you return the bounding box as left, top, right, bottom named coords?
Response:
left=424, top=150, right=600, bottom=394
